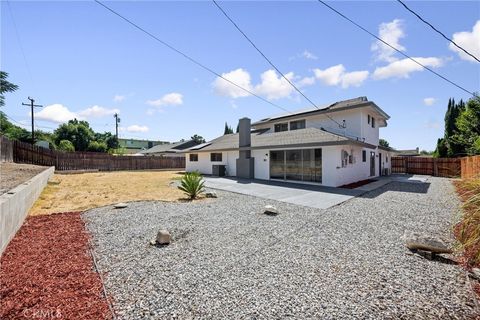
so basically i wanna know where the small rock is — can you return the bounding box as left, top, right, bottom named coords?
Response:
left=403, top=232, right=452, bottom=254
left=156, top=230, right=171, bottom=245
left=113, top=202, right=128, bottom=209
left=205, top=191, right=217, bottom=198
left=264, top=205, right=278, bottom=215
left=471, top=268, right=480, bottom=280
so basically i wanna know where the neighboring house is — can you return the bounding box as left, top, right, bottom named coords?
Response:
left=394, top=148, right=420, bottom=157
left=185, top=97, right=395, bottom=187
left=118, top=138, right=169, bottom=154
left=139, top=140, right=200, bottom=157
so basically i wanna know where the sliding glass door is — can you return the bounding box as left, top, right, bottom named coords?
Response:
left=270, top=150, right=285, bottom=180
left=270, top=148, right=322, bottom=183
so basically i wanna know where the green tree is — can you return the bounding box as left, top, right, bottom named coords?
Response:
left=87, top=140, right=108, bottom=152
left=224, top=122, right=234, bottom=135
left=58, top=140, right=75, bottom=152
left=379, top=139, right=390, bottom=148
left=436, top=98, right=468, bottom=157
left=54, top=119, right=95, bottom=151
left=452, top=95, right=480, bottom=155
left=0, top=111, right=31, bottom=142
left=191, top=134, right=206, bottom=144
left=0, top=71, right=18, bottom=107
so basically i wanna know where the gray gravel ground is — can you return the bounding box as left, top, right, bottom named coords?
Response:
left=84, top=177, right=478, bottom=319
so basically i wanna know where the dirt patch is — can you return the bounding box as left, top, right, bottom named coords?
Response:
left=0, top=162, right=48, bottom=195
left=339, top=179, right=377, bottom=189
left=0, top=212, right=112, bottom=320
left=30, top=170, right=185, bottom=215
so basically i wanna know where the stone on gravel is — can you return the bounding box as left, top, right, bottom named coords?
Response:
left=403, top=232, right=453, bottom=254
left=264, top=205, right=278, bottom=215
left=205, top=191, right=218, bottom=198
left=471, top=268, right=480, bottom=280
left=113, top=202, right=128, bottom=209
left=156, top=230, right=171, bottom=245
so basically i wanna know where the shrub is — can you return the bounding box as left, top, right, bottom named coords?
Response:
left=87, top=140, right=108, bottom=153
left=454, top=177, right=480, bottom=268
left=178, top=172, right=205, bottom=200
left=58, top=140, right=75, bottom=152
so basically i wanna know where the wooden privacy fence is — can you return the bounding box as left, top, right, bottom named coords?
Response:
left=391, top=156, right=461, bottom=178
left=0, top=135, right=14, bottom=162
left=461, top=155, right=480, bottom=179
left=11, top=139, right=185, bottom=171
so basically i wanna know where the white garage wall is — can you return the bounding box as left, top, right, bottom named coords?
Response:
left=253, top=149, right=270, bottom=180
left=185, top=151, right=239, bottom=176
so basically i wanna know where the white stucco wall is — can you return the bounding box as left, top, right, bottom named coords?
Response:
left=185, top=151, right=239, bottom=176
left=252, top=108, right=384, bottom=146
left=187, top=146, right=389, bottom=187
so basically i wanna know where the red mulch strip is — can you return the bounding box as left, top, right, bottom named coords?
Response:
left=0, top=212, right=113, bottom=320
left=340, top=179, right=377, bottom=189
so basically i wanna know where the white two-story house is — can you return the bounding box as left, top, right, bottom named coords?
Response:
left=185, top=97, right=393, bottom=187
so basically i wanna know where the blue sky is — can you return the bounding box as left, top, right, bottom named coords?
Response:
left=1, top=0, right=479, bottom=150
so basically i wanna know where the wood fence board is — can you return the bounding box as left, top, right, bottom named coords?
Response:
left=461, top=155, right=480, bottom=179
left=0, top=135, right=14, bottom=162
left=9, top=138, right=185, bottom=171
left=391, top=156, right=461, bottom=177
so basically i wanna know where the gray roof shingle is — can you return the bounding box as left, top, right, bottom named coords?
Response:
left=189, top=128, right=375, bottom=152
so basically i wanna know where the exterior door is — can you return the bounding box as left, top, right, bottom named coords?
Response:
left=370, top=152, right=375, bottom=176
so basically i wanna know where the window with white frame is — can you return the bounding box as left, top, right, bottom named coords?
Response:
left=189, top=154, right=198, bottom=162
left=290, top=119, right=306, bottom=131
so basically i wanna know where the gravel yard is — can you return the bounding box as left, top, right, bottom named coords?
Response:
left=0, top=162, right=48, bottom=195
left=85, top=177, right=478, bottom=319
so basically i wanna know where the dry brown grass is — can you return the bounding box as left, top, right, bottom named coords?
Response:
left=454, top=177, right=480, bottom=268
left=29, top=170, right=185, bottom=216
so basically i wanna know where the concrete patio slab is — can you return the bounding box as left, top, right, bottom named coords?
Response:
left=204, top=177, right=363, bottom=209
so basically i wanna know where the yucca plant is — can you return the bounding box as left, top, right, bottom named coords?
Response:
left=178, top=171, right=205, bottom=200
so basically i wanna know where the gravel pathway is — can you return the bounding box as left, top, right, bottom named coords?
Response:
left=84, top=177, right=478, bottom=319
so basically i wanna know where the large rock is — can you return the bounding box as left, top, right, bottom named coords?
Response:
left=205, top=191, right=218, bottom=198
left=113, top=202, right=128, bottom=209
left=264, top=205, right=278, bottom=215
left=156, top=230, right=171, bottom=245
left=403, top=232, right=452, bottom=254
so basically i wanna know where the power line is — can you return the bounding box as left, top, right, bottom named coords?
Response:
left=317, top=0, right=477, bottom=97
left=94, top=0, right=292, bottom=114
left=212, top=0, right=345, bottom=129
left=6, top=0, right=37, bottom=92
left=396, top=0, right=480, bottom=63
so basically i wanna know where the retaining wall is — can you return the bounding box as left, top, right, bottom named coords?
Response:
left=0, top=166, right=54, bottom=256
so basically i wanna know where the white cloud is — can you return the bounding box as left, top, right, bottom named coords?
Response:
left=126, top=125, right=149, bottom=133
left=213, top=68, right=253, bottom=98
left=213, top=68, right=298, bottom=100
left=35, top=104, right=120, bottom=123
left=373, top=57, right=443, bottom=80
left=371, top=19, right=406, bottom=63
left=146, top=92, right=183, bottom=107
left=254, top=70, right=296, bottom=100
left=146, top=108, right=156, bottom=115
left=113, top=95, right=125, bottom=102
left=296, top=76, right=316, bottom=88
left=313, top=64, right=369, bottom=88
left=78, top=105, right=119, bottom=118
left=449, top=20, right=480, bottom=63
left=314, top=64, right=345, bottom=86
left=35, top=104, right=79, bottom=123
left=423, top=97, right=436, bottom=106
left=302, top=50, right=318, bottom=60
left=340, top=70, right=369, bottom=88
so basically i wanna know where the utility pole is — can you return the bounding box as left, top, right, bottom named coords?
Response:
left=22, top=97, right=43, bottom=144
left=113, top=113, right=120, bottom=141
